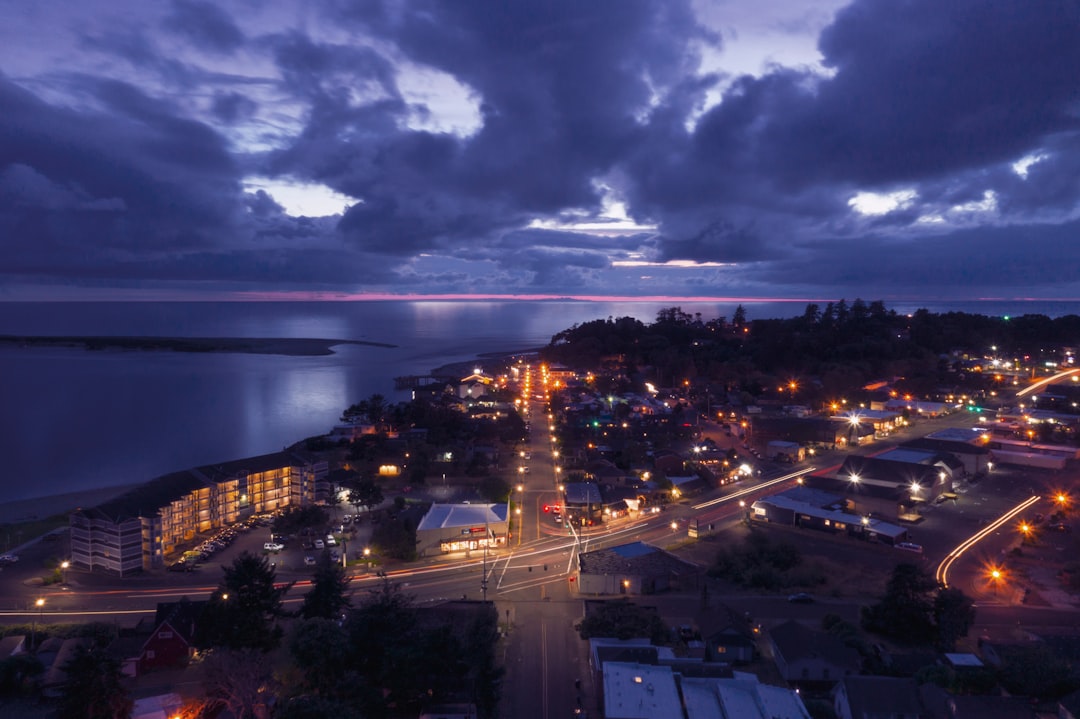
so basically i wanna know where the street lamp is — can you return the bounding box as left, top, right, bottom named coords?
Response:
left=60, top=560, right=69, bottom=586
left=848, top=474, right=860, bottom=513
left=32, top=598, right=44, bottom=650
left=515, top=507, right=523, bottom=546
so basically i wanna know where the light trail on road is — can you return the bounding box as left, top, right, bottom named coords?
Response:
left=935, top=495, right=1041, bottom=587
left=1016, top=368, right=1080, bottom=398
left=692, top=467, right=816, bottom=510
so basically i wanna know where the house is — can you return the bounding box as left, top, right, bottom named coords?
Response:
left=768, top=620, right=860, bottom=685
left=833, top=676, right=921, bottom=719
left=0, top=635, right=27, bottom=658
left=576, top=541, right=704, bottom=595
left=681, top=674, right=811, bottom=719
left=40, top=637, right=93, bottom=697
left=1059, top=687, right=1080, bottom=719
left=131, top=692, right=185, bottom=719
left=418, top=704, right=477, bottom=719
left=695, top=604, right=757, bottom=664
left=141, top=599, right=206, bottom=672
left=920, top=684, right=1035, bottom=719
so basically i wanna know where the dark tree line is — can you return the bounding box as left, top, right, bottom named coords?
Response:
left=543, top=302, right=1080, bottom=402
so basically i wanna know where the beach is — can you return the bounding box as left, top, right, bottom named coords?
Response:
left=0, top=484, right=138, bottom=524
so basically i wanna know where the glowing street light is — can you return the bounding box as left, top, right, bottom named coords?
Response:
left=60, top=560, right=69, bottom=586
left=32, top=597, right=44, bottom=649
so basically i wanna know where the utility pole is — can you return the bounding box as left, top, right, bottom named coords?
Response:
left=481, top=512, right=489, bottom=602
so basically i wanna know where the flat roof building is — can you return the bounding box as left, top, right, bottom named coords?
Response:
left=602, top=662, right=681, bottom=719
left=577, top=541, right=703, bottom=595
left=415, top=503, right=509, bottom=557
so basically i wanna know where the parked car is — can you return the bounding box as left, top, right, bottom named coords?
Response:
left=0, top=554, right=19, bottom=565
left=263, top=542, right=285, bottom=552
left=304, top=556, right=317, bottom=566
left=787, top=593, right=814, bottom=604
left=326, top=536, right=337, bottom=546
left=313, top=539, right=325, bottom=550
left=896, top=542, right=924, bottom=554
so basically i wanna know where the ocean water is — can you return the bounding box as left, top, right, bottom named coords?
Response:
left=1, top=298, right=1078, bottom=502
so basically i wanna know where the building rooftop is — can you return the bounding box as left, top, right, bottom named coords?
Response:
left=564, top=482, right=603, bottom=504
left=416, top=503, right=509, bottom=531
left=602, top=662, right=681, bottom=719
left=579, top=541, right=703, bottom=579
left=925, top=426, right=992, bottom=444
left=74, top=449, right=322, bottom=523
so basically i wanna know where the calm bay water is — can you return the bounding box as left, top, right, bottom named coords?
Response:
left=2, top=298, right=1078, bottom=502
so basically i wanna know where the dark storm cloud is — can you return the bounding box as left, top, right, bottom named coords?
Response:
left=165, top=0, right=245, bottom=55
left=0, top=72, right=243, bottom=280
left=211, top=91, right=257, bottom=124
left=749, top=219, right=1080, bottom=296
left=81, top=28, right=201, bottom=88
left=627, top=0, right=1080, bottom=275
left=280, top=0, right=714, bottom=258
left=4, top=0, right=1080, bottom=299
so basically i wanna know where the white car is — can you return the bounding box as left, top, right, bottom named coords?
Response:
left=896, top=542, right=924, bottom=554
left=313, top=539, right=325, bottom=550
left=263, top=542, right=285, bottom=552
left=0, top=554, right=18, bottom=564
left=326, top=536, right=337, bottom=546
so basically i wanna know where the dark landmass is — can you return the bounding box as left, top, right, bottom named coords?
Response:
left=0, top=335, right=396, bottom=356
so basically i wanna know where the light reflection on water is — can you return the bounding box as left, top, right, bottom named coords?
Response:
left=4, top=298, right=1080, bottom=501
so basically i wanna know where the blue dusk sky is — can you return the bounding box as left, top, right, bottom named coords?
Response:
left=1, top=0, right=1078, bottom=303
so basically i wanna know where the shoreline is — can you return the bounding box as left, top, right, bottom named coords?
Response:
left=2, top=347, right=535, bottom=527
left=0, top=335, right=396, bottom=356
left=0, top=484, right=141, bottom=525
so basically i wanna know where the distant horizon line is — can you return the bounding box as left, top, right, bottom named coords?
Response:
left=5, top=291, right=1080, bottom=305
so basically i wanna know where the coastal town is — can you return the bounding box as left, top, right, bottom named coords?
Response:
left=3, top=304, right=1080, bottom=719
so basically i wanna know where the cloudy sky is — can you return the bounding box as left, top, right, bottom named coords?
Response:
left=2, top=0, right=1078, bottom=302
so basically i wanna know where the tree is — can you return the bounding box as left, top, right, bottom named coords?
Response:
left=862, top=563, right=937, bottom=644
left=732, top=305, right=747, bottom=328
left=342, top=393, right=390, bottom=431
left=347, top=476, right=384, bottom=517
left=575, top=599, right=667, bottom=644
left=997, top=643, right=1077, bottom=699
left=345, top=580, right=421, bottom=713
left=300, top=551, right=352, bottom=620
left=202, top=648, right=278, bottom=719
left=274, top=695, right=365, bottom=719
left=56, top=644, right=132, bottom=719
left=0, top=653, right=44, bottom=697
left=272, top=505, right=330, bottom=538
left=371, top=515, right=418, bottom=561
left=288, top=618, right=353, bottom=698
left=933, top=587, right=976, bottom=651
left=195, top=551, right=293, bottom=651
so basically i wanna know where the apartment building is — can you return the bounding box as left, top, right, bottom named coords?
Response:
left=70, top=450, right=328, bottom=575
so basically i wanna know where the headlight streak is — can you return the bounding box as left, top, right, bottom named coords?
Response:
left=692, top=467, right=816, bottom=510
left=935, top=495, right=1040, bottom=587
